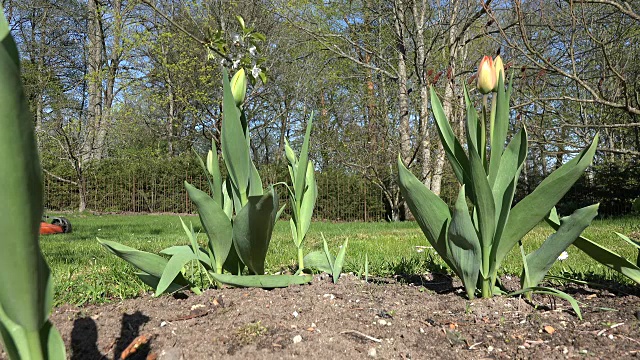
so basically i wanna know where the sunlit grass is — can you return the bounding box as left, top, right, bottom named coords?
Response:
left=41, top=213, right=640, bottom=305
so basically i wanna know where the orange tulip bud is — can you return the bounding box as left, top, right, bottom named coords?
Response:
left=493, top=55, right=504, bottom=91
left=477, top=56, right=496, bottom=94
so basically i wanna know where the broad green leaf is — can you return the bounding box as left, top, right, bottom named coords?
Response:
left=157, top=251, right=200, bottom=296
left=491, top=128, right=528, bottom=246
left=295, top=113, right=314, bottom=199
left=463, top=85, right=481, bottom=159
left=229, top=179, right=243, bottom=216
left=0, top=9, right=50, bottom=332
left=616, top=232, right=640, bottom=267
left=233, top=187, right=278, bottom=275
left=545, top=211, right=640, bottom=285
left=447, top=186, right=481, bottom=298
left=276, top=204, right=287, bottom=222
left=430, top=86, right=470, bottom=184
left=98, top=239, right=192, bottom=289
left=185, top=182, right=233, bottom=271
left=222, top=242, right=245, bottom=275
left=135, top=272, right=192, bottom=294
left=522, top=204, right=599, bottom=289
left=160, top=245, right=210, bottom=268
left=209, top=273, right=312, bottom=288
left=496, top=135, right=599, bottom=275
left=466, top=133, right=496, bottom=276
left=299, top=160, right=317, bottom=243
left=332, top=239, right=349, bottom=283
left=510, top=286, right=582, bottom=320
left=615, top=232, right=640, bottom=250
left=222, top=179, right=233, bottom=219
left=221, top=70, right=250, bottom=200
left=488, top=73, right=509, bottom=186
left=42, top=320, right=66, bottom=360
left=208, top=140, right=224, bottom=205
left=194, top=149, right=216, bottom=200
left=0, top=303, right=25, bottom=360
left=304, top=250, right=333, bottom=273
left=248, top=160, right=263, bottom=196
left=397, top=156, right=451, bottom=258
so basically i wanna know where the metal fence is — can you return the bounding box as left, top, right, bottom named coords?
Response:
left=43, top=170, right=389, bottom=222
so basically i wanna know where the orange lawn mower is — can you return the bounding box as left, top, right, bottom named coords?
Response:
left=40, top=216, right=72, bottom=235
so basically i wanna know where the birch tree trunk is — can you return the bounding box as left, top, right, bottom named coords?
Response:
left=411, top=0, right=432, bottom=189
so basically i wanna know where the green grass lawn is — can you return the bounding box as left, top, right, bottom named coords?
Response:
left=41, top=213, right=640, bottom=306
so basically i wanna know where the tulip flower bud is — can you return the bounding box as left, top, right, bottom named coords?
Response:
left=477, top=56, right=496, bottom=94
left=230, top=68, right=247, bottom=106
left=493, top=55, right=504, bottom=91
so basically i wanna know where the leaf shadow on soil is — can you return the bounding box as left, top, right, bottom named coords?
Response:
left=71, top=311, right=150, bottom=360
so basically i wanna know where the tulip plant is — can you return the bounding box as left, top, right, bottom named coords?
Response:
left=100, top=69, right=312, bottom=293
left=398, top=56, right=600, bottom=302
left=304, top=235, right=349, bottom=284
left=284, top=115, right=317, bottom=270
left=0, top=9, right=66, bottom=359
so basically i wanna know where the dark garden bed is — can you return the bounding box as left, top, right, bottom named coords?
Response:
left=4, top=274, right=638, bottom=359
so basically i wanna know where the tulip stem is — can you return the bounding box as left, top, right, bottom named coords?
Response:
left=297, top=247, right=305, bottom=271
left=481, top=94, right=489, bottom=170
left=25, top=330, right=45, bottom=360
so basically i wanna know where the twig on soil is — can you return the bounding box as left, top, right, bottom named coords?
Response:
left=121, top=334, right=152, bottom=359
left=618, top=335, right=640, bottom=345
left=101, top=339, right=117, bottom=359
left=340, top=330, right=382, bottom=343
left=168, top=308, right=209, bottom=322
left=468, top=341, right=483, bottom=350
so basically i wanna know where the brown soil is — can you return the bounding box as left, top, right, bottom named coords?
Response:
left=2, top=274, right=640, bottom=359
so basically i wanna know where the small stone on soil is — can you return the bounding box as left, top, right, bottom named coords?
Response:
left=293, top=335, right=303, bottom=344
left=158, top=347, right=184, bottom=360
left=368, top=348, right=377, bottom=357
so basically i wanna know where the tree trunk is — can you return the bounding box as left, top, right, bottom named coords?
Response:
left=394, top=0, right=411, bottom=166
left=84, top=0, right=104, bottom=163
left=411, top=0, right=432, bottom=189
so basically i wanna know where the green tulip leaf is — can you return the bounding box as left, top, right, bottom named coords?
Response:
left=545, top=210, right=640, bottom=285
left=488, top=73, right=509, bottom=185
left=209, top=273, right=312, bottom=288
left=221, top=69, right=250, bottom=200
left=522, top=204, right=599, bottom=289
left=303, top=250, right=333, bottom=273
left=0, top=8, right=51, bottom=333
left=98, top=239, right=193, bottom=289
left=397, top=156, right=451, bottom=259
left=157, top=251, right=200, bottom=296
left=135, top=272, right=192, bottom=294
left=430, top=87, right=470, bottom=184
left=510, top=286, right=582, bottom=320
left=160, top=245, right=211, bottom=269
left=299, top=161, right=317, bottom=239
left=332, top=239, right=349, bottom=283
left=249, top=160, right=264, bottom=197
left=294, top=112, right=314, bottom=199
left=447, top=186, right=481, bottom=298
left=185, top=181, right=233, bottom=271
left=233, top=187, right=279, bottom=275
left=496, top=134, right=599, bottom=277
